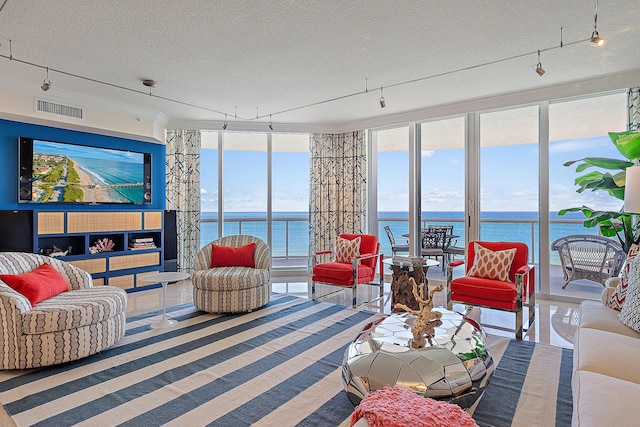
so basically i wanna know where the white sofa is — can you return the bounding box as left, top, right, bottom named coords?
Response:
left=572, top=278, right=640, bottom=426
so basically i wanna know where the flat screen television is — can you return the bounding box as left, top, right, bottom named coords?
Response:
left=18, top=137, right=152, bottom=204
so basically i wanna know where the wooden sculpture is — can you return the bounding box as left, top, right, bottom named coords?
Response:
left=394, top=277, right=444, bottom=349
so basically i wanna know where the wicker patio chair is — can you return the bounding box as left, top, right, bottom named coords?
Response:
left=551, top=234, right=626, bottom=289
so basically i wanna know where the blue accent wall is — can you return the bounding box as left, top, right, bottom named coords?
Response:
left=0, top=118, right=165, bottom=210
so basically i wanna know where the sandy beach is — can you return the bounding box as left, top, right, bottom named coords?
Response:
left=73, top=163, right=113, bottom=203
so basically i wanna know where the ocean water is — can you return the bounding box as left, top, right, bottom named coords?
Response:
left=75, top=157, right=145, bottom=203
left=200, top=211, right=597, bottom=264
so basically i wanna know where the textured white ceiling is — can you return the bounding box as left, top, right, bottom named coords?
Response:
left=0, top=0, right=639, bottom=129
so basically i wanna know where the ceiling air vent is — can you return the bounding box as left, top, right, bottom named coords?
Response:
left=35, top=98, right=84, bottom=120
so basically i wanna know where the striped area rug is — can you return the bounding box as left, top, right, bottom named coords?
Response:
left=472, top=336, right=574, bottom=427
left=0, top=296, right=573, bottom=427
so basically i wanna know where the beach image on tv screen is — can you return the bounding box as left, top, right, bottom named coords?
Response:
left=32, top=140, right=145, bottom=203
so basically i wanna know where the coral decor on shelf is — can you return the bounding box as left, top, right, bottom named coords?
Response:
left=89, top=238, right=115, bottom=254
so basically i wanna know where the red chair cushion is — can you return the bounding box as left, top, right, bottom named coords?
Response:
left=466, top=241, right=528, bottom=282
left=449, top=292, right=518, bottom=311
left=312, top=262, right=374, bottom=286
left=450, top=276, right=517, bottom=302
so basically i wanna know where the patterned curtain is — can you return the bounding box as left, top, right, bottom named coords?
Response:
left=309, top=131, right=367, bottom=265
left=629, top=87, right=640, bottom=131
left=166, top=129, right=201, bottom=272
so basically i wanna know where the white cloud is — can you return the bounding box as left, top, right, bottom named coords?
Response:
left=549, top=140, right=601, bottom=154
left=421, top=150, right=435, bottom=157
left=201, top=188, right=208, bottom=194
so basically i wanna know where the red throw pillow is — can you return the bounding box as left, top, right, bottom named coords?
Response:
left=0, top=263, right=69, bottom=306
left=210, top=243, right=256, bottom=268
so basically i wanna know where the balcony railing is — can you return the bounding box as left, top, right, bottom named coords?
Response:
left=200, top=216, right=309, bottom=260
left=200, top=214, right=604, bottom=300
left=202, top=214, right=595, bottom=266
left=380, top=216, right=594, bottom=265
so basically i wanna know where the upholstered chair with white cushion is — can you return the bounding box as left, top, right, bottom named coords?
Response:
left=192, top=235, right=271, bottom=313
left=0, top=252, right=127, bottom=369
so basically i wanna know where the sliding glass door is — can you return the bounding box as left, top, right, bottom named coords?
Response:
left=547, top=92, right=627, bottom=299
left=420, top=116, right=466, bottom=253
left=373, top=126, right=410, bottom=258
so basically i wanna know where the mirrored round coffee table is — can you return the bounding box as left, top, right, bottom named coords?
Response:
left=342, top=309, right=493, bottom=408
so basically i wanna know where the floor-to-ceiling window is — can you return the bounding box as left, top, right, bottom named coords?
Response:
left=373, top=126, right=410, bottom=257
left=200, top=131, right=219, bottom=244
left=199, top=130, right=310, bottom=269
left=222, top=132, right=268, bottom=241
left=479, top=106, right=540, bottom=270
left=548, top=91, right=627, bottom=299
left=421, top=116, right=466, bottom=249
left=272, top=133, right=310, bottom=263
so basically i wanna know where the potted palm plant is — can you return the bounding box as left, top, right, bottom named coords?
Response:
left=559, top=130, right=640, bottom=253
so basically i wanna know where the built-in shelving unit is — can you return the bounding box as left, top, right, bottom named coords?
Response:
left=32, top=211, right=166, bottom=292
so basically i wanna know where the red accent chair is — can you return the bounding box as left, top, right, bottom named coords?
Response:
left=446, top=241, right=535, bottom=340
left=311, top=233, right=384, bottom=308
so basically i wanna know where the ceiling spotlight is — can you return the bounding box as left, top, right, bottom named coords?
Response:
left=535, top=50, right=545, bottom=76
left=590, top=0, right=604, bottom=47
left=142, top=79, right=157, bottom=88
left=222, top=113, right=228, bottom=130
left=379, top=87, right=386, bottom=108
left=41, top=67, right=52, bottom=91
left=590, top=31, right=604, bottom=47
left=268, top=114, right=273, bottom=131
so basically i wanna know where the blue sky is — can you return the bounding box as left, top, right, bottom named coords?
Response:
left=34, top=140, right=142, bottom=163
left=200, top=134, right=624, bottom=213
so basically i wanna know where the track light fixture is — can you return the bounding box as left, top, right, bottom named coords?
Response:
left=590, top=0, right=604, bottom=47
left=222, top=113, right=228, bottom=130
left=268, top=114, right=273, bottom=131
left=41, top=67, right=52, bottom=91
left=0, top=17, right=608, bottom=123
left=535, top=50, right=545, bottom=76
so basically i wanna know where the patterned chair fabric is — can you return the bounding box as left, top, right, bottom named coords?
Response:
left=446, top=241, right=535, bottom=340
left=0, top=252, right=127, bottom=369
left=192, top=235, right=271, bottom=313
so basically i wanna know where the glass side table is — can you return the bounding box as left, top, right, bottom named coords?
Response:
left=383, top=258, right=439, bottom=312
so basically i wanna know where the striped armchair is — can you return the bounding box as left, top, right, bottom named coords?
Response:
left=192, top=235, right=271, bottom=313
left=0, top=252, right=127, bottom=369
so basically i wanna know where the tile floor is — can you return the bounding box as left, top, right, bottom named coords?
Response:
left=129, top=273, right=580, bottom=350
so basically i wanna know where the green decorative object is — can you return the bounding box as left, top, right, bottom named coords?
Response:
left=559, top=131, right=640, bottom=252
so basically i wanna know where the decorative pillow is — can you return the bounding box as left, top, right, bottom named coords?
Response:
left=0, top=263, right=68, bottom=306
left=467, top=242, right=516, bottom=282
left=619, top=253, right=640, bottom=333
left=210, top=243, right=256, bottom=268
left=335, top=236, right=361, bottom=264
left=608, top=244, right=640, bottom=310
